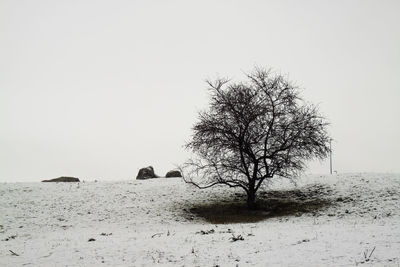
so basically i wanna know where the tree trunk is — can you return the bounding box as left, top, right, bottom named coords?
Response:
left=247, top=189, right=257, bottom=210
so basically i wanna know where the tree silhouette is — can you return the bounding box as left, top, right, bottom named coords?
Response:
left=183, top=67, right=331, bottom=209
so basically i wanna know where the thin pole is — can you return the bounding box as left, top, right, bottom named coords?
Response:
left=329, top=139, right=332, bottom=175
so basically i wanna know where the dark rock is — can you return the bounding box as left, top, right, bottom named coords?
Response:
left=165, top=170, right=182, bottom=178
left=42, top=176, right=80, bottom=182
left=136, top=166, right=158, bottom=180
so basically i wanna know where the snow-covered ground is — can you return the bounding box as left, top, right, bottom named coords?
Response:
left=1, top=173, right=399, bottom=266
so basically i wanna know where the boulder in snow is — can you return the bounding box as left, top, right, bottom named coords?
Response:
left=42, top=176, right=80, bottom=182
left=165, top=170, right=182, bottom=178
left=136, top=166, right=158, bottom=180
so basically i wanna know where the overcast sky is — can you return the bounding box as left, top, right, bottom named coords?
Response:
left=1, top=0, right=399, bottom=182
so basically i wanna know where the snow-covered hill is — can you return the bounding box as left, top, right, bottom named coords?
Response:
left=1, top=173, right=399, bottom=266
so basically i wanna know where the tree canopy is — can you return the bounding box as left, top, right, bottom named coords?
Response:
left=183, top=67, right=331, bottom=209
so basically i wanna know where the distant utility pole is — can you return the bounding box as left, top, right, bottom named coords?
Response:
left=329, top=139, right=333, bottom=175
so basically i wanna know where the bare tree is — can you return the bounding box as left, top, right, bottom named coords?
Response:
left=183, top=67, right=331, bottom=209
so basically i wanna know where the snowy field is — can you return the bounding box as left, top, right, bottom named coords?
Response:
left=1, top=173, right=399, bottom=266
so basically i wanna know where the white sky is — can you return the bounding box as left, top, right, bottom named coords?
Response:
left=1, top=0, right=399, bottom=182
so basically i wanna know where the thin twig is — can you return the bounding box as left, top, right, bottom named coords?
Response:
left=9, top=250, right=19, bottom=256
left=151, top=233, right=163, bottom=238
left=369, top=247, right=376, bottom=259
